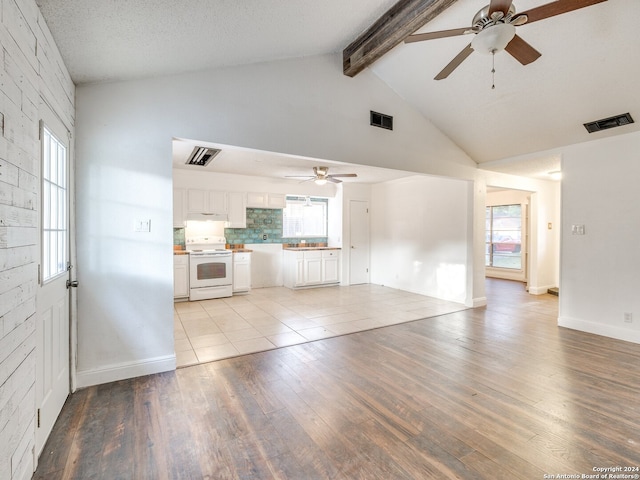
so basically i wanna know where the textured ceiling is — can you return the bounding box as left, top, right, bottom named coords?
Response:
left=36, top=0, right=638, bottom=179
left=35, top=0, right=399, bottom=84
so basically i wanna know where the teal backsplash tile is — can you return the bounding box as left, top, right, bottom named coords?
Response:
left=225, top=207, right=326, bottom=245
left=173, top=227, right=185, bottom=248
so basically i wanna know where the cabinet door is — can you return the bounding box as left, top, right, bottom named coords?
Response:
left=294, top=258, right=305, bottom=287
left=304, top=252, right=323, bottom=285
left=209, top=190, right=227, bottom=214
left=322, top=252, right=340, bottom=284
left=267, top=193, right=286, bottom=209
left=233, top=260, right=251, bottom=293
left=174, top=261, right=189, bottom=297
left=187, top=189, right=207, bottom=213
left=173, top=188, right=186, bottom=227
left=247, top=192, right=267, bottom=207
left=227, top=192, right=246, bottom=228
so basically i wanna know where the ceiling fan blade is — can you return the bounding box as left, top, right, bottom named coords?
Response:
left=489, top=0, right=513, bottom=16
left=328, top=174, right=357, bottom=178
left=518, top=0, right=607, bottom=25
left=435, top=43, right=474, bottom=80
left=285, top=175, right=314, bottom=179
left=505, top=34, right=541, bottom=65
left=405, top=28, right=469, bottom=44
left=327, top=177, right=342, bottom=184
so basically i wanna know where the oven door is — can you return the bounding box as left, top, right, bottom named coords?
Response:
left=189, top=254, right=232, bottom=288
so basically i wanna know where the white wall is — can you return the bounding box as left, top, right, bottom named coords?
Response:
left=370, top=175, right=471, bottom=304
left=0, top=1, right=75, bottom=478
left=174, top=169, right=338, bottom=198
left=74, top=53, right=478, bottom=388
left=560, top=131, right=640, bottom=344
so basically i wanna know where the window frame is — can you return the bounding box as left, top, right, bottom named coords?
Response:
left=485, top=204, right=523, bottom=271
left=41, top=123, right=69, bottom=284
left=282, top=196, right=328, bottom=238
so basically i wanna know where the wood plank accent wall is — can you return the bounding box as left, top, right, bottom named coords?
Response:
left=0, top=1, right=74, bottom=479
left=343, top=0, right=459, bottom=77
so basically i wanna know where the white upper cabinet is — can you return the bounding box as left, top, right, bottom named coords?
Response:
left=247, top=192, right=286, bottom=209
left=187, top=189, right=227, bottom=214
left=227, top=192, right=247, bottom=228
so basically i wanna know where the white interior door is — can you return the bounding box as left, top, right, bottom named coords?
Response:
left=349, top=200, right=370, bottom=285
left=35, top=105, right=71, bottom=456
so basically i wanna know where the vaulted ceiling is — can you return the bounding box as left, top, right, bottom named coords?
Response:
left=36, top=0, right=640, bottom=178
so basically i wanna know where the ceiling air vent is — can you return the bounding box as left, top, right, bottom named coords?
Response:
left=584, top=113, right=634, bottom=133
left=185, top=147, right=221, bottom=166
left=370, top=111, right=393, bottom=130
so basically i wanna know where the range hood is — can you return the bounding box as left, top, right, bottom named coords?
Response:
left=186, top=212, right=229, bottom=222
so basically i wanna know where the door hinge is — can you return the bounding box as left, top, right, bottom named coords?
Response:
left=37, top=408, right=41, bottom=428
left=37, top=264, right=41, bottom=284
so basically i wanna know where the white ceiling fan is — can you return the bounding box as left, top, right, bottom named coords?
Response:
left=285, top=166, right=357, bottom=185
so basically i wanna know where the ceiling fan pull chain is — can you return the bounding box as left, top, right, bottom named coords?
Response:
left=491, top=49, right=496, bottom=90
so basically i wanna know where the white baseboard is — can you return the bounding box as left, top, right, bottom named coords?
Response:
left=558, top=316, right=640, bottom=345
left=528, top=285, right=555, bottom=295
left=472, top=296, right=487, bottom=308
left=76, top=354, right=176, bottom=388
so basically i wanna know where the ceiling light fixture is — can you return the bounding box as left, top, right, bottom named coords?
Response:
left=471, top=23, right=516, bottom=55
left=314, top=178, right=327, bottom=186
left=471, top=24, right=516, bottom=90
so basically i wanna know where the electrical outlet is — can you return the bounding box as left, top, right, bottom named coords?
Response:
left=624, top=312, right=633, bottom=323
left=571, top=224, right=585, bottom=235
left=262, top=234, right=267, bottom=240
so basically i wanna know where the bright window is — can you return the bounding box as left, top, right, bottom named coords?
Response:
left=283, top=196, right=327, bottom=237
left=486, top=204, right=522, bottom=270
left=42, top=125, right=68, bottom=283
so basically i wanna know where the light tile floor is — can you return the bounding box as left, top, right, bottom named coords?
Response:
left=174, top=284, right=468, bottom=367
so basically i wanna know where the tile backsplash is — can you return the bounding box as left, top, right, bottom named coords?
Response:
left=225, top=208, right=326, bottom=245
left=173, top=227, right=185, bottom=248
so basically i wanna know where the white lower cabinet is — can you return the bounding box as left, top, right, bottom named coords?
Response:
left=283, top=249, right=340, bottom=288
left=233, top=252, right=252, bottom=293
left=321, top=250, right=340, bottom=284
left=174, top=254, right=189, bottom=298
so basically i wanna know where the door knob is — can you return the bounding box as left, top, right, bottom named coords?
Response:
left=66, top=280, right=79, bottom=289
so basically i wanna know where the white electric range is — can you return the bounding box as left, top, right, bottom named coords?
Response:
left=186, top=236, right=233, bottom=301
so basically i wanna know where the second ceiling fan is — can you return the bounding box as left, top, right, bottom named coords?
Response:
left=285, top=166, right=357, bottom=185
left=405, top=0, right=607, bottom=80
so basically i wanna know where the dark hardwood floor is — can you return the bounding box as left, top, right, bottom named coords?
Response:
left=34, top=279, right=640, bottom=479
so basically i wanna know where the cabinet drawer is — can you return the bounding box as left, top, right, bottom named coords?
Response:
left=174, top=254, right=189, bottom=265
left=303, top=250, right=322, bottom=260
left=322, top=250, right=339, bottom=258
left=233, top=252, right=251, bottom=262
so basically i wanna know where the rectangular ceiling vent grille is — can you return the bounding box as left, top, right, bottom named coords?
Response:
left=584, top=113, right=634, bottom=133
left=370, top=111, right=393, bottom=130
left=186, top=147, right=221, bottom=166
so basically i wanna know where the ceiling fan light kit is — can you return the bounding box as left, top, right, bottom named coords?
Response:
left=405, top=0, right=608, bottom=81
left=471, top=23, right=515, bottom=54
left=285, top=166, right=358, bottom=185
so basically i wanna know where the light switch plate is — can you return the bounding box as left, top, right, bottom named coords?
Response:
left=134, top=219, right=151, bottom=232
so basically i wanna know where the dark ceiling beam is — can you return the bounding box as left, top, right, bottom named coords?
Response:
left=343, top=0, right=460, bottom=77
